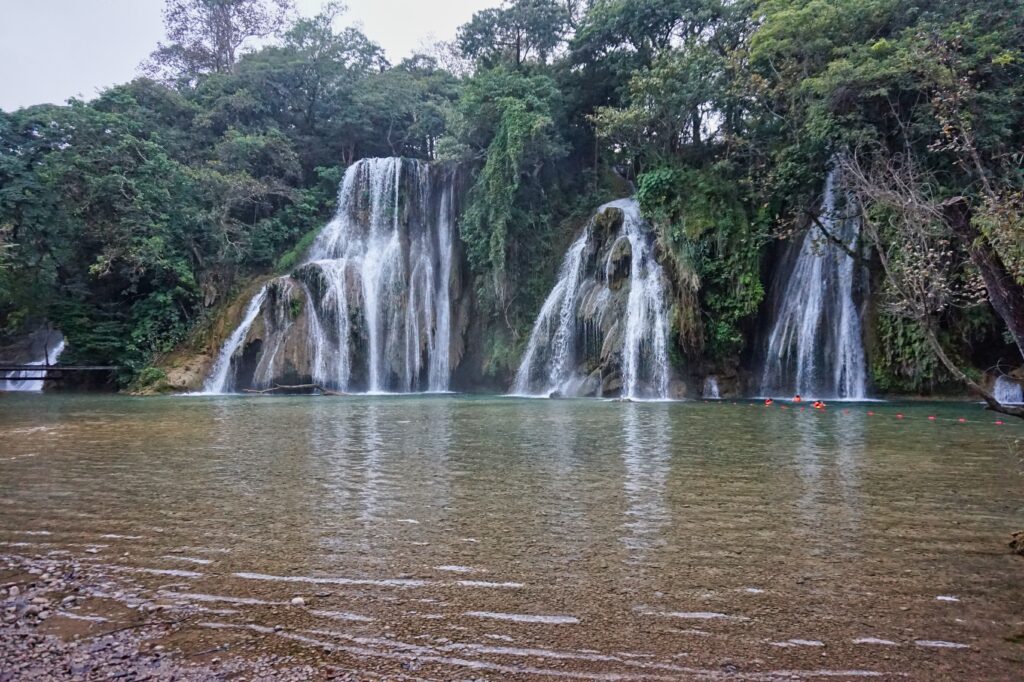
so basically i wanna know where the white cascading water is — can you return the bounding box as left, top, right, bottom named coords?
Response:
left=427, top=180, right=455, bottom=392
left=994, top=376, right=1023, bottom=404
left=512, top=198, right=671, bottom=399
left=617, top=199, right=671, bottom=399
left=0, top=337, right=66, bottom=392
left=203, top=158, right=456, bottom=394
left=760, top=166, right=868, bottom=400
left=702, top=376, right=720, bottom=399
left=203, top=286, right=269, bottom=393
left=512, top=231, right=590, bottom=396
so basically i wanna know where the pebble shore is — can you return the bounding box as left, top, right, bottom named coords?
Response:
left=1, top=554, right=354, bottom=681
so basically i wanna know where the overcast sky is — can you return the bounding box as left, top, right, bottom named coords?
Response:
left=0, top=0, right=493, bottom=112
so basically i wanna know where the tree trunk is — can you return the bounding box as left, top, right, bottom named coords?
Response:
left=943, top=197, right=1024, bottom=359
left=920, top=319, right=1024, bottom=419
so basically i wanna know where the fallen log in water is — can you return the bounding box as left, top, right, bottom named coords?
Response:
left=242, top=384, right=347, bottom=396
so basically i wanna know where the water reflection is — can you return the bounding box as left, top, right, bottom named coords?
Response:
left=359, top=402, right=385, bottom=524
left=620, top=403, right=671, bottom=563
left=534, top=402, right=589, bottom=559
left=790, top=409, right=865, bottom=557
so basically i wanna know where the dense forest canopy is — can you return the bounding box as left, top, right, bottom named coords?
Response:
left=1, top=0, right=1022, bottom=408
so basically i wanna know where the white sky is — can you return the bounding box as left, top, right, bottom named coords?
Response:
left=0, top=0, right=493, bottom=112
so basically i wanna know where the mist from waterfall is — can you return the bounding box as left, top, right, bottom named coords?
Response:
left=203, top=158, right=457, bottom=395
left=512, top=198, right=671, bottom=399
left=759, top=166, right=868, bottom=400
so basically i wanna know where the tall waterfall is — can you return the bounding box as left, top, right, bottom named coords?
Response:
left=513, top=199, right=671, bottom=399
left=1, top=335, right=65, bottom=392
left=203, top=158, right=459, bottom=394
left=759, top=166, right=868, bottom=400
left=994, top=376, right=1023, bottom=405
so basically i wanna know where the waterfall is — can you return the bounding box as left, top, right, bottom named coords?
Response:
left=203, top=286, right=269, bottom=394
left=994, top=376, right=1023, bottom=405
left=618, top=200, right=671, bottom=399
left=1, top=336, right=65, bottom=392
left=512, top=198, right=672, bottom=399
left=702, top=376, right=720, bottom=399
left=428, top=180, right=455, bottom=392
left=203, top=158, right=458, bottom=394
left=760, top=166, right=868, bottom=400
left=512, top=231, right=590, bottom=396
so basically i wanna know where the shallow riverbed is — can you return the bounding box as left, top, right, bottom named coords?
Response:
left=1, top=394, right=1022, bottom=679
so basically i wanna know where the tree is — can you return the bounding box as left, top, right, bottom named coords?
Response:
left=592, top=44, right=726, bottom=166
left=458, top=0, right=570, bottom=69
left=145, top=0, right=295, bottom=82
left=282, top=2, right=388, bottom=134
left=842, top=151, right=1023, bottom=420
left=442, top=67, right=568, bottom=309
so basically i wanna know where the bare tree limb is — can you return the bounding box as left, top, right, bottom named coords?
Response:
left=242, top=383, right=347, bottom=396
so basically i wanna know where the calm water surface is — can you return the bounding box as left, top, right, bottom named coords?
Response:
left=1, top=394, right=1022, bottom=679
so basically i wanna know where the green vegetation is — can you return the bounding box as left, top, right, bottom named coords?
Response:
left=1, top=0, right=1022, bottom=401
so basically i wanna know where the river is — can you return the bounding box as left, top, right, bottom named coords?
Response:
left=1, top=394, right=1021, bottom=679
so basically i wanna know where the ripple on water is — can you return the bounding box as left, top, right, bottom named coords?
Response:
left=464, top=611, right=580, bottom=625
left=456, top=579, right=524, bottom=589
left=915, top=640, right=969, bottom=649
left=636, top=607, right=740, bottom=621
left=771, top=639, right=825, bottom=647
left=118, top=566, right=203, bottom=578
left=160, top=555, right=213, bottom=565
left=310, top=609, right=374, bottom=623
left=160, top=591, right=286, bottom=606
left=233, top=571, right=431, bottom=588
